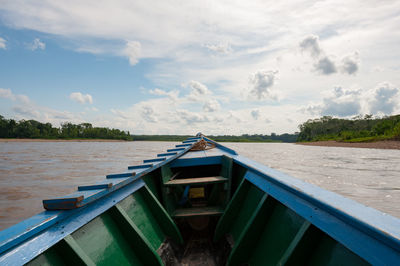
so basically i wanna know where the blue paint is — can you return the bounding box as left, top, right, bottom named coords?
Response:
left=106, top=172, right=135, bottom=178
left=127, top=164, right=153, bottom=170
left=157, top=152, right=177, bottom=157
left=203, top=137, right=238, bottom=155
left=78, top=183, right=112, bottom=191
left=143, top=158, right=166, bottom=163
left=178, top=186, right=190, bottom=205
left=176, top=144, right=192, bottom=147
left=167, top=148, right=185, bottom=152
left=42, top=196, right=83, bottom=210
left=170, top=156, right=222, bottom=168
left=0, top=179, right=146, bottom=264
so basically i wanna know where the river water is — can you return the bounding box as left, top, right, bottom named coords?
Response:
left=0, top=141, right=399, bottom=231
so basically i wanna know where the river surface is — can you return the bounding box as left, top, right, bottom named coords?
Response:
left=0, top=141, right=399, bottom=231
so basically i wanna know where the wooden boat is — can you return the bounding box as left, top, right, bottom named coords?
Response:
left=0, top=134, right=399, bottom=265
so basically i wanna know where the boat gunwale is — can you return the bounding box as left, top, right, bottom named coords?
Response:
left=233, top=155, right=400, bottom=264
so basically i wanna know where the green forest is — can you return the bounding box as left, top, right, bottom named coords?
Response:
left=0, top=115, right=133, bottom=140
left=133, top=133, right=298, bottom=143
left=2, top=114, right=400, bottom=143
left=297, top=114, right=400, bottom=142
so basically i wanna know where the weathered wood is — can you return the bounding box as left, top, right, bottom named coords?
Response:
left=144, top=158, right=166, bottom=163
left=165, top=176, right=227, bottom=186
left=78, top=183, right=112, bottom=191
left=106, top=172, right=136, bottom=179
left=172, top=206, right=224, bottom=218
left=128, top=164, right=153, bottom=170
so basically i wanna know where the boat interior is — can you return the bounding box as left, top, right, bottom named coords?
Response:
left=27, top=152, right=369, bottom=266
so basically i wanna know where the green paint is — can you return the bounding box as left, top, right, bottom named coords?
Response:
left=28, top=237, right=89, bottom=266
left=71, top=213, right=143, bottom=265
left=117, top=191, right=165, bottom=250
left=307, top=234, right=369, bottom=266
left=140, top=185, right=183, bottom=244
left=215, top=179, right=265, bottom=242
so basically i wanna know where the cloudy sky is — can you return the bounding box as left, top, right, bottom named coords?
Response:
left=0, top=1, right=400, bottom=135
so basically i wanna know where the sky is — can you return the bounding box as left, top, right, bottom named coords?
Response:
left=0, top=1, right=400, bottom=135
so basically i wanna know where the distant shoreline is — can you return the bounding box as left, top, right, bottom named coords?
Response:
left=298, top=140, right=400, bottom=150
left=0, top=138, right=131, bottom=142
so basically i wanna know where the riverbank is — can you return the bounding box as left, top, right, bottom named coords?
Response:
left=298, top=140, right=400, bottom=150
left=0, top=138, right=131, bottom=142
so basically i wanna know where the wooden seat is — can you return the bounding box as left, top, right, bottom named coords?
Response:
left=164, top=176, right=227, bottom=186
left=172, top=206, right=224, bottom=217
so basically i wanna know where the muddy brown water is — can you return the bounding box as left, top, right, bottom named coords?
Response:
left=1, top=141, right=399, bottom=231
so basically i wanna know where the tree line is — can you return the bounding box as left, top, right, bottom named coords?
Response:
left=133, top=133, right=299, bottom=143
left=297, top=115, right=400, bottom=142
left=0, top=115, right=133, bottom=140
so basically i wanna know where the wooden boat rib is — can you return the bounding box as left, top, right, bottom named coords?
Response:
left=0, top=134, right=399, bottom=265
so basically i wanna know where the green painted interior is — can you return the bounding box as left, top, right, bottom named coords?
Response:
left=28, top=237, right=90, bottom=266
left=219, top=179, right=368, bottom=266
left=71, top=212, right=143, bottom=265
left=27, top=160, right=370, bottom=265
left=142, top=170, right=162, bottom=201
left=117, top=190, right=165, bottom=250
left=306, top=235, right=369, bottom=266
left=214, top=178, right=265, bottom=242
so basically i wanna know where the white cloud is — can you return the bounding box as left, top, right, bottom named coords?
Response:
left=123, top=41, right=141, bottom=66
left=177, top=109, right=209, bottom=124
left=0, top=88, right=13, bottom=99
left=249, top=70, right=278, bottom=100
left=188, top=80, right=210, bottom=95
left=0, top=37, right=6, bottom=49
left=251, top=109, right=260, bottom=120
left=314, top=56, right=337, bottom=75
left=299, top=34, right=362, bottom=76
left=305, top=82, right=400, bottom=117
left=204, top=43, right=232, bottom=54
left=0, top=88, right=30, bottom=103
left=69, top=92, right=93, bottom=104
left=369, top=82, right=399, bottom=115
left=1, top=2, right=400, bottom=134
left=141, top=106, right=158, bottom=122
left=340, top=52, right=359, bottom=75
left=12, top=105, right=41, bottom=119
left=28, top=38, right=45, bottom=50
left=149, top=88, right=179, bottom=101
left=299, top=35, right=321, bottom=58
left=203, top=99, right=220, bottom=112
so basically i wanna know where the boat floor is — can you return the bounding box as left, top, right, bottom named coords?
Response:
left=181, top=232, right=217, bottom=266
left=173, top=217, right=229, bottom=266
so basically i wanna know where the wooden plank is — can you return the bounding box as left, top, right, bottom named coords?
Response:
left=167, top=148, right=185, bottom=152
left=157, top=152, right=177, bottom=157
left=143, top=158, right=166, bottom=163
left=175, top=144, right=192, bottom=147
left=128, top=164, right=153, bottom=170
left=43, top=196, right=84, bottom=210
left=78, top=183, right=112, bottom=191
left=106, top=172, right=136, bottom=179
left=165, top=176, right=227, bottom=186
left=172, top=206, right=224, bottom=218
